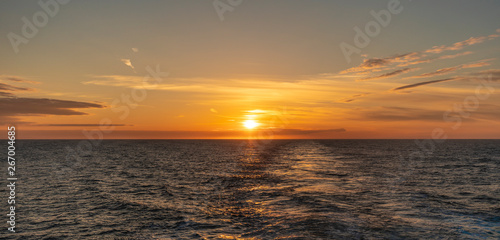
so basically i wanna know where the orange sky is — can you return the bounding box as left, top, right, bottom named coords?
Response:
left=1, top=1, right=500, bottom=139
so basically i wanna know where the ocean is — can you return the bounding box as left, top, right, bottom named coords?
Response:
left=2, top=139, right=499, bottom=239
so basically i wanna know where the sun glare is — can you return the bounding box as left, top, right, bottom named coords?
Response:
left=243, top=120, right=259, bottom=129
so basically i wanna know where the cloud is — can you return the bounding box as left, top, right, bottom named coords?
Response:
left=0, top=75, right=39, bottom=84
left=341, top=30, right=498, bottom=75
left=0, top=92, right=14, bottom=97
left=467, top=69, right=500, bottom=82
left=461, top=61, right=491, bottom=69
left=483, top=70, right=500, bottom=81
left=411, top=66, right=460, bottom=78
left=0, top=76, right=39, bottom=96
left=425, top=35, right=496, bottom=54
left=85, top=75, right=192, bottom=90
left=274, top=128, right=346, bottom=135
left=353, top=106, right=447, bottom=122
left=4, top=77, right=24, bottom=82
left=409, top=60, right=492, bottom=79
left=0, top=76, right=109, bottom=125
left=36, top=124, right=131, bottom=127
left=358, top=58, right=390, bottom=68
left=341, top=52, right=428, bottom=74
left=359, top=68, right=414, bottom=81
left=0, top=98, right=104, bottom=116
left=86, top=75, right=346, bottom=95
left=338, top=93, right=370, bottom=103
left=210, top=108, right=218, bottom=113
left=0, top=82, right=33, bottom=97
left=18, top=128, right=347, bottom=139
left=353, top=105, right=500, bottom=123
left=120, top=58, right=135, bottom=71
left=341, top=56, right=404, bottom=74
left=132, top=48, right=139, bottom=52
left=0, top=83, right=30, bottom=91
left=396, top=51, right=474, bottom=67
left=392, top=78, right=458, bottom=91
left=438, top=51, right=474, bottom=60
left=0, top=98, right=105, bottom=124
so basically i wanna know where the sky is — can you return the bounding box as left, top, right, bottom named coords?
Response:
left=1, top=0, right=499, bottom=139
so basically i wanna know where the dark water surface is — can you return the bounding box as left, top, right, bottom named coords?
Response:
left=2, top=140, right=499, bottom=239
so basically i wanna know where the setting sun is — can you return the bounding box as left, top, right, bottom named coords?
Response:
left=243, top=120, right=259, bottom=129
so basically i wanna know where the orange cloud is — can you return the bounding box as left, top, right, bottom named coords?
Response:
left=409, top=60, right=492, bottom=79
left=437, top=51, right=474, bottom=60
left=425, top=36, right=492, bottom=54
left=337, top=93, right=370, bottom=103
left=359, top=68, right=414, bottom=81
left=341, top=30, right=498, bottom=75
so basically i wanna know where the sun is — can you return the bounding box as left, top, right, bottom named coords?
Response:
left=243, top=120, right=259, bottom=129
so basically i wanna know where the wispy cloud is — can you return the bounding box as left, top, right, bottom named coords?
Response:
left=0, top=75, right=39, bottom=84
left=0, top=83, right=30, bottom=91
left=337, top=93, right=370, bottom=103
left=392, top=77, right=459, bottom=91
left=341, top=56, right=401, bottom=74
left=275, top=128, right=346, bottom=135
left=85, top=75, right=371, bottom=95
left=341, top=52, right=425, bottom=74
left=352, top=106, right=448, bottom=122
left=409, top=59, right=492, bottom=79
left=438, top=51, right=474, bottom=60
left=467, top=69, right=500, bottom=82
left=425, top=35, right=496, bottom=54
left=411, top=66, right=459, bottom=78
left=341, top=30, right=498, bottom=75
left=0, top=75, right=38, bottom=97
left=0, top=82, right=33, bottom=97
left=359, top=68, right=414, bottom=81
left=397, top=51, right=475, bottom=67
left=0, top=92, right=14, bottom=97
left=120, top=58, right=136, bottom=71
left=461, top=61, right=492, bottom=69
left=393, top=68, right=499, bottom=92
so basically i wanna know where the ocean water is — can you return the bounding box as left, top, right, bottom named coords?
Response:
left=2, top=139, right=499, bottom=239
